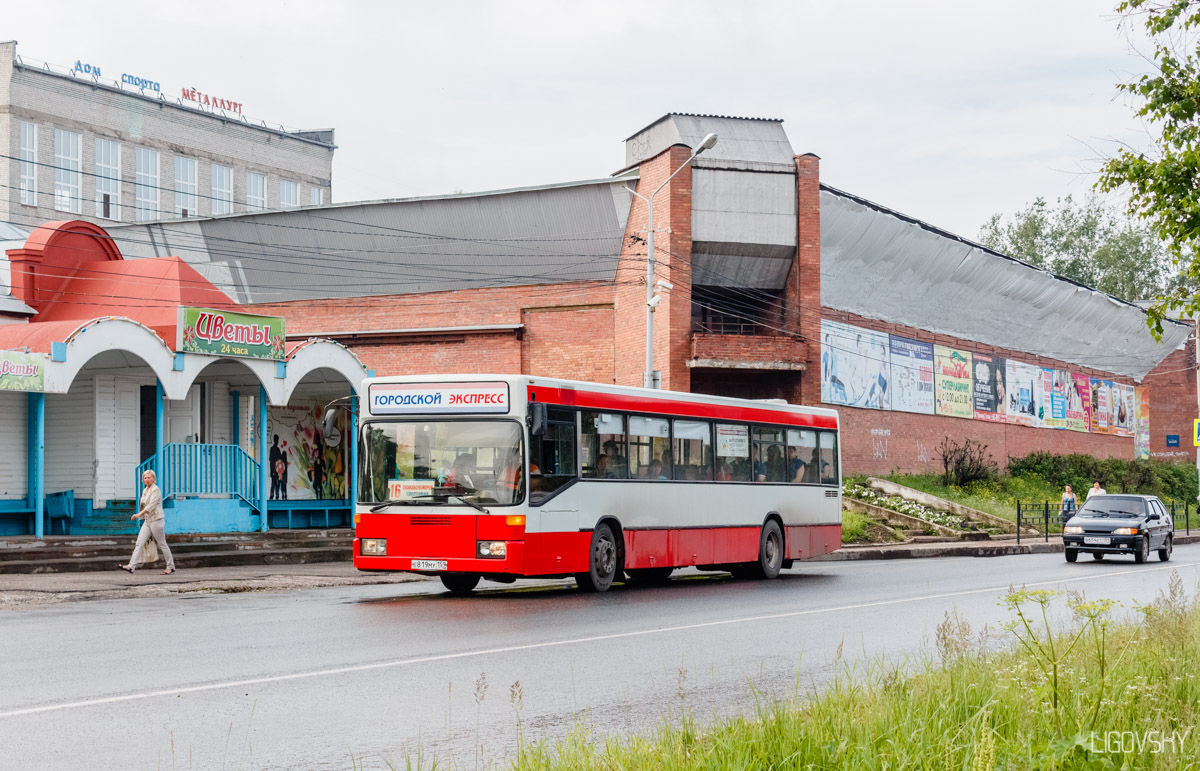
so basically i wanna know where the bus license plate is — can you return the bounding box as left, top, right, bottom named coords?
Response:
left=412, top=559, right=447, bottom=571
left=1084, top=537, right=1110, bottom=545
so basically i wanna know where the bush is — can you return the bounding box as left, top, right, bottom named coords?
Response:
left=937, top=437, right=997, bottom=486
left=1007, top=451, right=1198, bottom=502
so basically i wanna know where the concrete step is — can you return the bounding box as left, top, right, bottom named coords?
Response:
left=0, top=537, right=354, bottom=563
left=0, top=530, right=354, bottom=572
left=0, top=545, right=351, bottom=574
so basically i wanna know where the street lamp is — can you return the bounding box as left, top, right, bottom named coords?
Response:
left=626, top=132, right=718, bottom=389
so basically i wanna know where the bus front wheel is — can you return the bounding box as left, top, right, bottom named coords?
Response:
left=440, top=574, right=480, bottom=594
left=751, top=520, right=784, bottom=580
left=576, top=523, right=619, bottom=593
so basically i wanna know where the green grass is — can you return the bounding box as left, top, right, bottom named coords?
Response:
left=841, top=510, right=902, bottom=544
left=884, top=473, right=1068, bottom=524
left=513, top=575, right=1200, bottom=770
left=885, top=473, right=1200, bottom=533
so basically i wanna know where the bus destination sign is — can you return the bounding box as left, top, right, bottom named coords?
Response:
left=369, top=381, right=510, bottom=415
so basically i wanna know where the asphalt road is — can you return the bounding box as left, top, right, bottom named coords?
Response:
left=3, top=545, right=1199, bottom=770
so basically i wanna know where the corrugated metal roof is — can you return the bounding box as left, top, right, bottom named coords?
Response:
left=819, top=185, right=1190, bottom=381
left=624, top=114, right=795, bottom=170
left=106, top=177, right=635, bottom=304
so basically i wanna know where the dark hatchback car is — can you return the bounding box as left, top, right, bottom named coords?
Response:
left=1063, top=494, right=1174, bottom=564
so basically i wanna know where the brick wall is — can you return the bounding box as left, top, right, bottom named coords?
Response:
left=613, top=145, right=694, bottom=390
left=246, top=281, right=618, bottom=383
left=1143, top=343, right=1197, bottom=464
left=793, top=154, right=822, bottom=405
left=690, top=333, right=803, bottom=365
left=522, top=304, right=616, bottom=382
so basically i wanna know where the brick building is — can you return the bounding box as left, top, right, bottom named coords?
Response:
left=0, top=41, right=334, bottom=232
left=84, top=113, right=1196, bottom=475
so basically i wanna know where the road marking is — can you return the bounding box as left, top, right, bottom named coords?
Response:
left=2, top=559, right=1196, bottom=719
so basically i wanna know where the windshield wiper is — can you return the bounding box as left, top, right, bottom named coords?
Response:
left=370, top=501, right=423, bottom=512
left=403, top=492, right=491, bottom=514
left=449, top=495, right=490, bottom=514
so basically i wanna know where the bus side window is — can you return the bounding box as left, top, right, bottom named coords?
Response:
left=818, top=431, right=839, bottom=485
left=582, top=411, right=627, bottom=479
left=786, top=429, right=817, bottom=484
left=752, top=426, right=786, bottom=482
left=629, top=416, right=670, bottom=480
left=672, top=420, right=713, bottom=480
left=714, top=423, right=750, bottom=481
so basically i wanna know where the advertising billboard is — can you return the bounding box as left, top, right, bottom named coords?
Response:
left=820, top=320, right=891, bottom=410
left=889, top=335, right=935, bottom=415
left=934, top=345, right=973, bottom=419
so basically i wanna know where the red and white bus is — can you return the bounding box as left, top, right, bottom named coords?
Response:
left=354, top=375, right=841, bottom=593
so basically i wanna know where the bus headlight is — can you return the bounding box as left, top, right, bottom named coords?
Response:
left=478, top=541, right=507, bottom=558
left=361, top=539, right=387, bottom=556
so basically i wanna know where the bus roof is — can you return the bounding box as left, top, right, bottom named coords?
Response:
left=362, top=374, right=839, bottom=426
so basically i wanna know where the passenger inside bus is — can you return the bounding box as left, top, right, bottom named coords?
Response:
left=492, top=450, right=525, bottom=501
left=788, top=446, right=807, bottom=482
left=445, top=453, right=476, bottom=493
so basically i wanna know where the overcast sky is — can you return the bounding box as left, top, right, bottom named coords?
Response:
left=7, top=0, right=1155, bottom=239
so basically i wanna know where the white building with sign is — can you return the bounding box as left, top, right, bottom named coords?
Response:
left=0, top=41, right=334, bottom=232
left=0, top=220, right=368, bottom=538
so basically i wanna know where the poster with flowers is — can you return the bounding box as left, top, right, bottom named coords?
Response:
left=266, top=404, right=348, bottom=500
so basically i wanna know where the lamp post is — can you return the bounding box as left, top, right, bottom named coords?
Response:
left=626, top=133, right=718, bottom=389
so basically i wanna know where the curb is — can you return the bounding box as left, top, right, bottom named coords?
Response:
left=817, top=533, right=1200, bottom=561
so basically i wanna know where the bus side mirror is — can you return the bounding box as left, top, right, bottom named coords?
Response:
left=528, top=403, right=547, bottom=436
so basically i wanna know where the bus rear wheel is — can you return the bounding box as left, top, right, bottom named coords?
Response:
left=440, top=574, right=480, bottom=594
left=751, top=520, right=784, bottom=580
left=576, top=523, right=619, bottom=593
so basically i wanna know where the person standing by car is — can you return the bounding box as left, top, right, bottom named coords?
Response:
left=1060, top=485, right=1077, bottom=527
left=1086, top=480, right=1107, bottom=500
left=119, top=469, right=176, bottom=575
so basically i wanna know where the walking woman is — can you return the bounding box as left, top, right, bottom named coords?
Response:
left=1060, top=484, right=1078, bottom=528
left=119, top=470, right=176, bottom=574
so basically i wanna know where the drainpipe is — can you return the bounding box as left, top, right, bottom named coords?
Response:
left=259, top=385, right=269, bottom=532
left=155, top=380, right=164, bottom=486
left=28, top=393, right=44, bottom=539
left=349, top=395, right=358, bottom=532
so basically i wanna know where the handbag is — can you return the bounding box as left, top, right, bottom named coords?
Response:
left=141, top=533, right=159, bottom=565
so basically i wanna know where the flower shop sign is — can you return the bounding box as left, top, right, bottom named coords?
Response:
left=177, top=307, right=286, bottom=360
left=0, top=350, right=45, bottom=392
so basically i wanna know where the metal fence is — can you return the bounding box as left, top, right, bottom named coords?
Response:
left=1016, top=500, right=1193, bottom=544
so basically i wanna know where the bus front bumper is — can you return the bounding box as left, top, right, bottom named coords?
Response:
left=354, top=539, right=526, bottom=575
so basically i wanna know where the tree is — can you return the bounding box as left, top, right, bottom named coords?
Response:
left=1098, top=0, right=1200, bottom=338
left=978, top=194, right=1171, bottom=302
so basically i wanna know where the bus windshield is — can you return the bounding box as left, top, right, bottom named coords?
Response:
left=359, top=420, right=525, bottom=506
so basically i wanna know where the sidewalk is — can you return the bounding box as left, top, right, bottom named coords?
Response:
left=0, top=562, right=430, bottom=610
left=819, top=532, right=1200, bottom=561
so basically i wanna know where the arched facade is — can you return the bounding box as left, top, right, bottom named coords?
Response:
left=0, top=222, right=370, bottom=538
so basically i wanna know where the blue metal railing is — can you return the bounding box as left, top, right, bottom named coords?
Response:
left=136, top=443, right=261, bottom=510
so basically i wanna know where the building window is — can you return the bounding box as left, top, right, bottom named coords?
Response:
left=19, top=122, right=37, bottom=206
left=95, top=138, right=121, bottom=220
left=135, top=147, right=160, bottom=221
left=691, top=286, right=781, bottom=335
left=174, top=157, right=197, bottom=217
left=246, top=172, right=265, bottom=211
left=211, top=164, right=233, bottom=215
left=53, top=129, right=82, bottom=214
left=280, top=179, right=298, bottom=208
left=310, top=186, right=323, bottom=206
